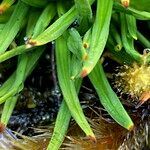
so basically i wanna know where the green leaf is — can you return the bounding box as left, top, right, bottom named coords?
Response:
left=0, top=73, right=15, bottom=97
left=89, top=63, right=134, bottom=130
left=0, top=0, right=15, bottom=13
left=48, top=79, right=82, bottom=150
left=110, top=23, right=123, bottom=51
left=26, top=8, right=41, bottom=37
left=0, top=1, right=29, bottom=54
left=137, top=31, right=150, bottom=48
left=106, top=42, right=134, bottom=65
left=0, top=54, right=28, bottom=104
left=114, top=2, right=150, bottom=20
left=114, top=0, right=150, bottom=12
left=74, top=0, right=92, bottom=21
left=70, top=55, right=82, bottom=79
left=28, top=6, right=78, bottom=46
left=47, top=101, right=71, bottom=150
left=130, top=0, right=150, bottom=12
left=27, top=0, right=95, bottom=46
left=67, top=28, right=87, bottom=60
left=74, top=0, right=93, bottom=33
left=120, top=13, right=142, bottom=62
left=1, top=95, right=18, bottom=125
left=0, top=5, right=14, bottom=23
left=80, top=0, right=113, bottom=77
left=0, top=47, right=45, bottom=124
left=32, top=3, right=56, bottom=38
left=21, top=0, right=48, bottom=8
left=126, top=14, right=137, bottom=40
left=56, top=35, right=95, bottom=139
left=0, top=45, right=32, bottom=63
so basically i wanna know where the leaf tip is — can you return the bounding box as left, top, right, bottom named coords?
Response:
left=80, top=69, right=88, bottom=78
left=128, top=123, right=134, bottom=131
left=85, top=135, right=97, bottom=143
left=0, top=3, right=10, bottom=14
left=0, top=122, right=5, bottom=133
left=0, top=7, right=4, bottom=14
left=27, top=39, right=37, bottom=46
left=121, top=0, right=130, bottom=8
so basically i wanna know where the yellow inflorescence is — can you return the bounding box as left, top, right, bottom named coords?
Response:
left=114, top=62, right=150, bottom=99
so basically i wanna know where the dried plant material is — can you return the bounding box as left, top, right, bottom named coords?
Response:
left=119, top=118, right=150, bottom=150
left=63, top=117, right=127, bottom=150
left=0, top=127, right=51, bottom=150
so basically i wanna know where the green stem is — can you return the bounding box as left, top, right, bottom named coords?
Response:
left=137, top=31, right=150, bottom=48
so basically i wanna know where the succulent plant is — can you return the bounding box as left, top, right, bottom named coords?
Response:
left=0, top=0, right=149, bottom=149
